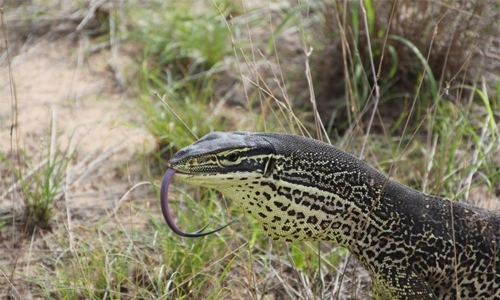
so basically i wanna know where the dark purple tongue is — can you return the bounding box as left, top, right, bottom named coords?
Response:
left=160, top=168, right=232, bottom=237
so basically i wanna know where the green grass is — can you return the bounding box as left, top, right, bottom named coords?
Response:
left=0, top=113, right=73, bottom=231
left=2, top=0, right=499, bottom=299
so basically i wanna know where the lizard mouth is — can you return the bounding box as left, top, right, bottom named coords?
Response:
left=159, top=168, right=232, bottom=237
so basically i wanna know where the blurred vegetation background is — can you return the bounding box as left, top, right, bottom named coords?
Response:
left=1, top=0, right=499, bottom=298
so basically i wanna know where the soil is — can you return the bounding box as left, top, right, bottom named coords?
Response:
left=0, top=18, right=154, bottom=298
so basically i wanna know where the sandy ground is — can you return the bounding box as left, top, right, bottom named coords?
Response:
left=0, top=23, right=156, bottom=296
left=0, top=33, right=154, bottom=204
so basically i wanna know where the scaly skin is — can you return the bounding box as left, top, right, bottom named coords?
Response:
left=165, top=131, right=500, bottom=300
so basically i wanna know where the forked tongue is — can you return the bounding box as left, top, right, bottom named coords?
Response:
left=160, top=168, right=232, bottom=237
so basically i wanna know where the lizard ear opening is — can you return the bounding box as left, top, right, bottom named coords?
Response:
left=263, top=156, right=275, bottom=177
left=260, top=135, right=277, bottom=178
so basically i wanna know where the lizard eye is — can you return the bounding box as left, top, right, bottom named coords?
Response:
left=227, top=152, right=239, bottom=162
